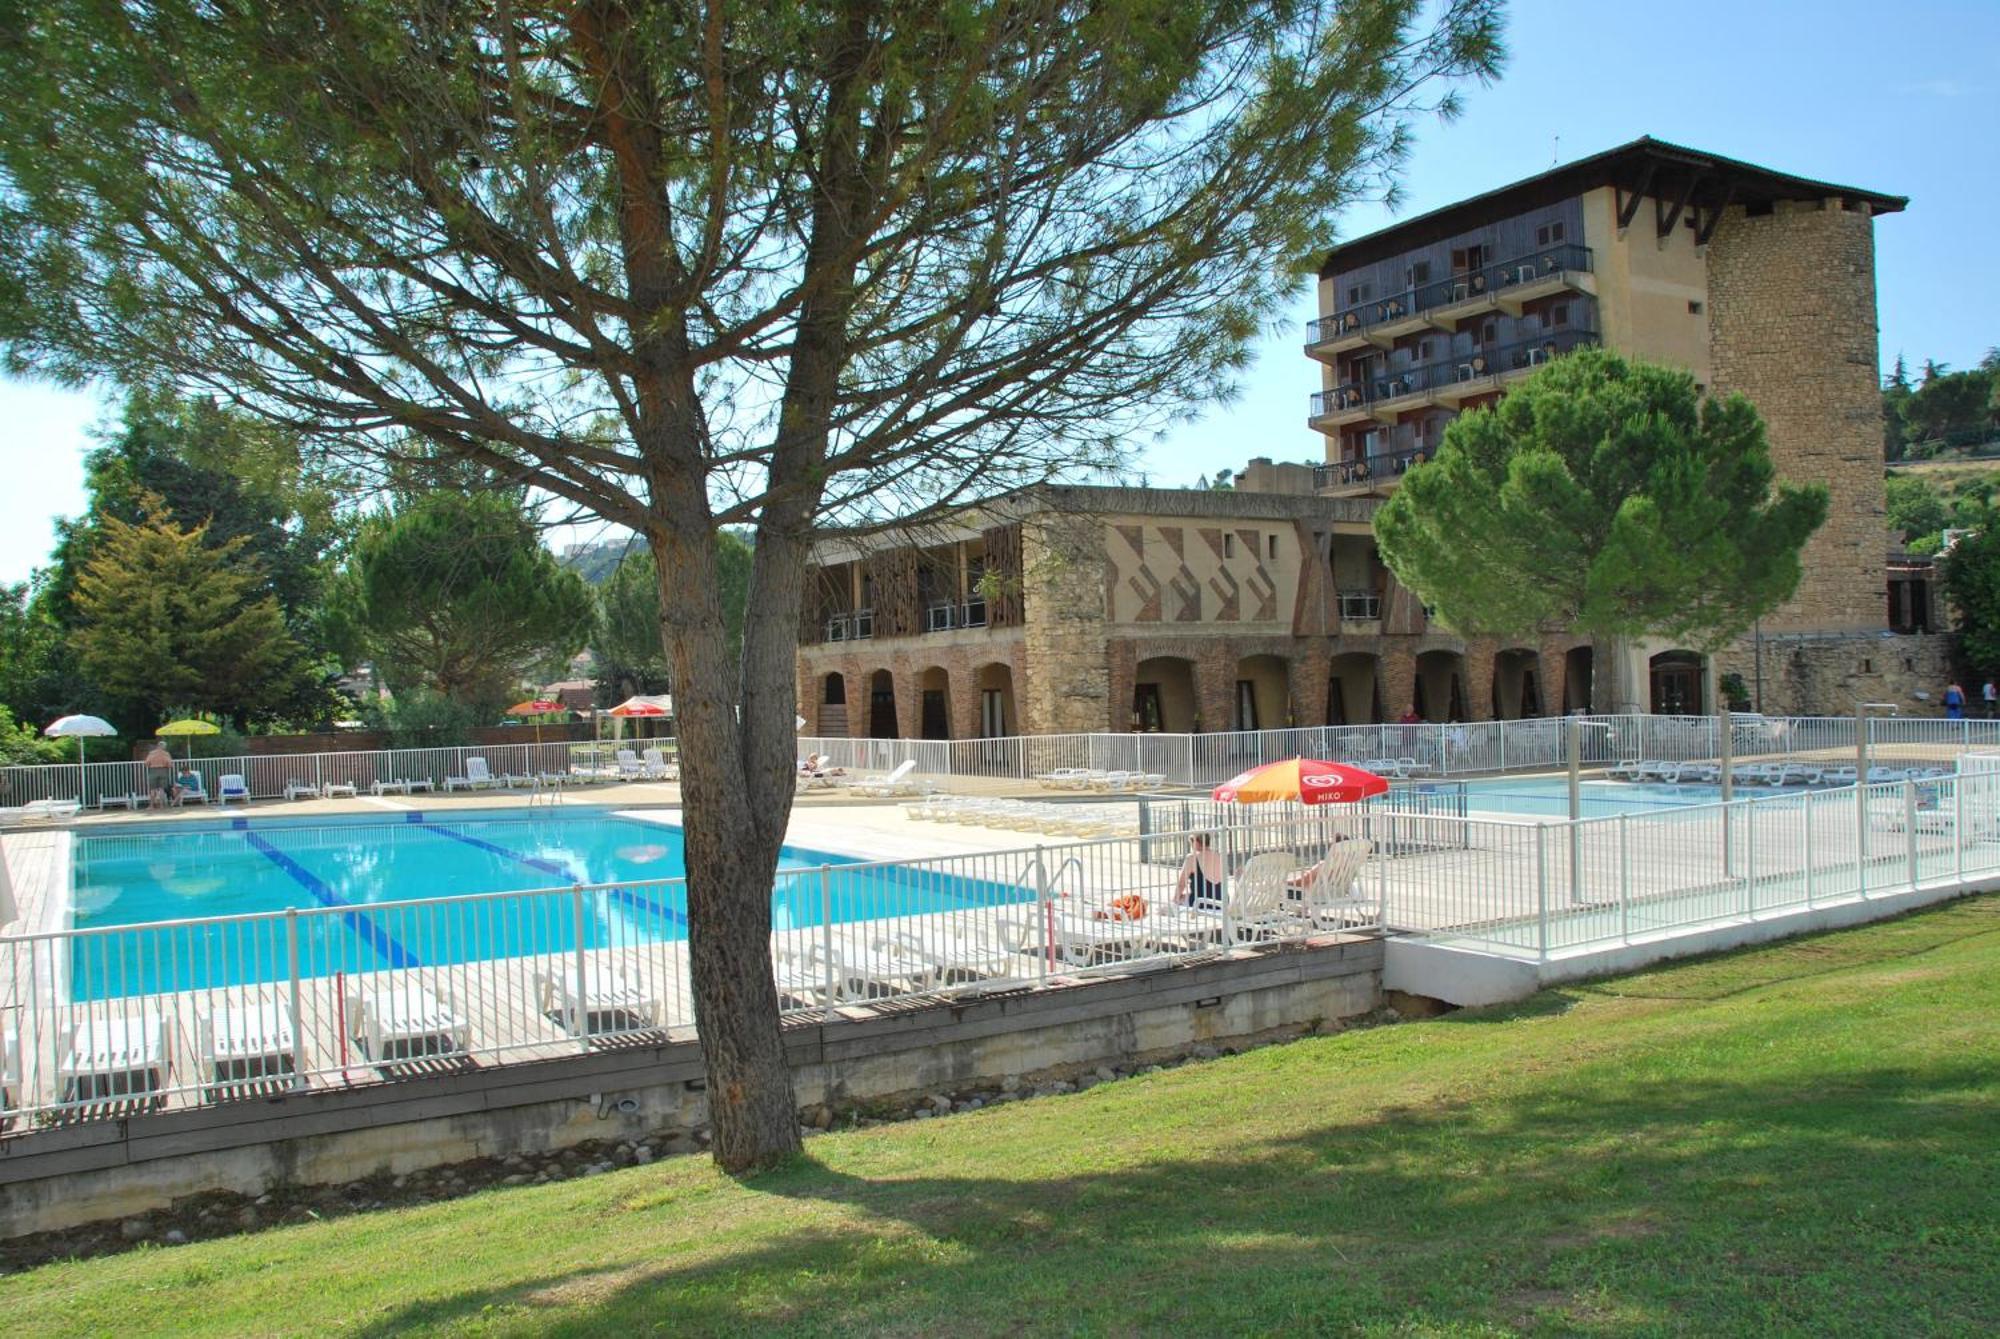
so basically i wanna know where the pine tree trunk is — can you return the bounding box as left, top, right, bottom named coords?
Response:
left=650, top=527, right=803, bottom=1173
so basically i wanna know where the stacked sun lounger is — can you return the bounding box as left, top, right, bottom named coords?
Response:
left=904, top=795, right=1139, bottom=838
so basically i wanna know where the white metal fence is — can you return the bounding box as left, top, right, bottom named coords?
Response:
left=0, top=809, right=1377, bottom=1122
left=5, top=762, right=1996, bottom=1124
left=0, top=742, right=614, bottom=809
left=11, top=714, right=2000, bottom=811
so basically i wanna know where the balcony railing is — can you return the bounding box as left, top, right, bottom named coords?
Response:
left=1337, top=589, right=1383, bottom=620
left=1307, top=243, right=1594, bottom=347
left=1309, top=328, right=1600, bottom=420
left=822, top=608, right=875, bottom=642
left=924, top=599, right=991, bottom=633
left=1315, top=448, right=1428, bottom=490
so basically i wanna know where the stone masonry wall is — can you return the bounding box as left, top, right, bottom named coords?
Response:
left=1706, top=199, right=1888, bottom=633
left=1712, top=631, right=1957, bottom=719
left=1019, top=512, right=1115, bottom=733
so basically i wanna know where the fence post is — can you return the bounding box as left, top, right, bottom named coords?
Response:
left=1906, top=780, right=1920, bottom=891
left=313, top=751, right=324, bottom=798
left=1743, top=801, right=1757, bottom=915
left=1497, top=722, right=1507, bottom=776
left=572, top=885, right=590, bottom=1052
left=1033, top=846, right=1052, bottom=986
left=1803, top=796, right=1816, bottom=909
left=1856, top=783, right=1869, bottom=897
left=819, top=865, right=838, bottom=1023
left=1534, top=823, right=1549, bottom=961
left=286, top=909, right=306, bottom=1089
left=1616, top=812, right=1630, bottom=943
left=1955, top=774, right=1965, bottom=883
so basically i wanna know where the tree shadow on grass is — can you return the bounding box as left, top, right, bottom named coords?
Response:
left=346, top=1060, right=2000, bottom=1338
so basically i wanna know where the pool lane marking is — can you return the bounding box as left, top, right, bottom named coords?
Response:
left=241, top=832, right=421, bottom=970
left=416, top=821, right=688, bottom=928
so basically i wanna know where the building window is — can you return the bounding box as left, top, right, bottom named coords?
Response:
left=823, top=673, right=845, bottom=705
left=1688, top=299, right=1704, bottom=315
left=1223, top=533, right=1235, bottom=558
left=1450, top=244, right=1486, bottom=273
left=1407, top=260, right=1431, bottom=286
left=1545, top=303, right=1569, bottom=328
left=1345, top=282, right=1371, bottom=306
left=1745, top=200, right=1774, bottom=217
left=1535, top=221, right=1565, bottom=246
left=1414, top=337, right=1433, bottom=361
left=1267, top=533, right=1278, bottom=559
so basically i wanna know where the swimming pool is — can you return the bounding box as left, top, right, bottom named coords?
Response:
left=66, top=809, right=1024, bottom=999
left=1437, top=776, right=1809, bottom=819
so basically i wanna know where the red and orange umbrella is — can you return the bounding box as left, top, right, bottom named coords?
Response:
left=507, top=699, right=567, bottom=745
left=1212, top=756, right=1388, bottom=806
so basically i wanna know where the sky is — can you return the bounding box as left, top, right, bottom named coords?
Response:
left=1, top=0, right=1995, bottom=582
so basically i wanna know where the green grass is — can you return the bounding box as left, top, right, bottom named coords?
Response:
left=6, top=899, right=1999, bottom=1337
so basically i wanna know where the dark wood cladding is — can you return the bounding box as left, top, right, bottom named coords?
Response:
left=1326, top=198, right=1583, bottom=306
left=982, top=523, right=1024, bottom=627
left=867, top=549, right=921, bottom=638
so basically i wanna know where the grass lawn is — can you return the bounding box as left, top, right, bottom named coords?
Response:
left=4, top=897, right=1997, bottom=1337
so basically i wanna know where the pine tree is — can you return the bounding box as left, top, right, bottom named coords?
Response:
left=69, top=493, right=298, bottom=726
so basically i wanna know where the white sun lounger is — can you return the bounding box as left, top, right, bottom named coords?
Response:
left=998, top=904, right=1164, bottom=967
left=198, top=1002, right=298, bottom=1084
left=321, top=781, right=358, bottom=799
left=1288, top=838, right=1377, bottom=931
left=283, top=780, right=319, bottom=801
left=641, top=747, right=678, bottom=780
left=535, top=967, right=663, bottom=1035
left=58, top=1013, right=168, bottom=1101
left=347, top=984, right=470, bottom=1060
left=1, top=798, right=83, bottom=825
left=217, top=774, right=251, bottom=804
left=444, top=757, right=494, bottom=792
left=614, top=749, right=646, bottom=780
left=852, top=759, right=920, bottom=797
left=1034, top=768, right=1091, bottom=790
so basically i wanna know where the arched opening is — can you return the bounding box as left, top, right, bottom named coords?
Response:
left=1563, top=646, right=1594, bottom=713
left=1649, top=650, right=1706, bottom=716
left=1133, top=656, right=1197, bottom=733
left=1232, top=654, right=1290, bottom=731
left=1414, top=650, right=1467, bottom=723
left=816, top=671, right=849, bottom=735
left=868, top=669, right=899, bottom=738
left=917, top=666, right=952, bottom=739
left=1327, top=653, right=1381, bottom=725
left=1492, top=648, right=1543, bottom=720
left=974, top=662, right=1017, bottom=738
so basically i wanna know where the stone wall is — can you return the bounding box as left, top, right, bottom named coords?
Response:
left=1019, top=511, right=1115, bottom=733
left=1706, top=199, right=1888, bottom=633
left=797, top=633, right=1027, bottom=741
left=0, top=940, right=1381, bottom=1238
left=1712, top=630, right=1958, bottom=718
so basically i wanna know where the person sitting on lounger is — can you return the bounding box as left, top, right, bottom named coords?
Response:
left=1174, top=833, right=1225, bottom=909
left=143, top=742, right=175, bottom=809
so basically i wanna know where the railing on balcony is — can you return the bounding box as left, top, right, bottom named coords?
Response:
left=923, top=599, right=991, bottom=634
left=1314, top=448, right=1427, bottom=490
left=1308, top=328, right=1600, bottom=421
left=1337, top=589, right=1383, bottom=620
left=1306, top=244, right=1594, bottom=347
left=822, top=608, right=876, bottom=642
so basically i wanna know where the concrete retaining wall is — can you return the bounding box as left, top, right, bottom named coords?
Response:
left=0, top=938, right=1380, bottom=1238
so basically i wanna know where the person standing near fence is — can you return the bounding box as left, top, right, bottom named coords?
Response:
left=1944, top=683, right=1966, bottom=720
left=1984, top=680, right=1996, bottom=718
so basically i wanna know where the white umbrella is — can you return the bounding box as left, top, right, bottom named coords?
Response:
left=45, top=714, right=116, bottom=804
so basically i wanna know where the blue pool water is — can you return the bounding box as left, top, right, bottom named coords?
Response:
left=1438, top=776, right=1801, bottom=819
left=68, top=809, right=1024, bottom=1000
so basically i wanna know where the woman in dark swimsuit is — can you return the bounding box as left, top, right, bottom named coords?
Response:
left=1176, top=833, right=1226, bottom=908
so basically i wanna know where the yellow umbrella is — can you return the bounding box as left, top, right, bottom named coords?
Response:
left=157, top=717, right=221, bottom=761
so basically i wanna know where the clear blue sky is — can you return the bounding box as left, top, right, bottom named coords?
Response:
left=1, top=0, right=1994, bottom=581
